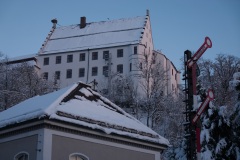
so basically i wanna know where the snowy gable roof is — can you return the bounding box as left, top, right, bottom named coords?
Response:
left=0, top=82, right=169, bottom=146
left=40, top=16, right=146, bottom=54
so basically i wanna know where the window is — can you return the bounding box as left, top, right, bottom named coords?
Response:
left=67, top=55, right=73, bottom=63
left=134, top=46, right=137, bottom=54
left=79, top=68, right=85, bottom=77
left=139, top=62, right=142, bottom=70
left=92, top=67, right=98, bottom=76
left=66, top=69, right=72, bottom=78
left=103, top=66, right=108, bottom=77
left=103, top=51, right=109, bottom=60
left=130, top=63, right=132, bottom=71
left=117, top=49, right=123, bottom=57
left=56, top=56, right=61, bottom=64
left=43, top=57, right=49, bottom=65
left=92, top=52, right=98, bottom=60
left=14, top=152, right=29, bottom=160
left=152, top=53, right=155, bottom=64
left=55, top=71, right=60, bottom=80
left=69, top=153, right=89, bottom=160
left=117, top=64, right=123, bottom=73
left=79, top=53, right=85, bottom=61
left=172, top=69, right=173, bottom=75
left=43, top=72, right=48, bottom=80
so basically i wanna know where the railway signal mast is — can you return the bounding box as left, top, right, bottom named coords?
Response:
left=183, top=37, right=213, bottom=160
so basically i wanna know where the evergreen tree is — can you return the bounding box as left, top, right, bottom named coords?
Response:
left=228, top=70, right=240, bottom=159
left=201, top=104, right=233, bottom=159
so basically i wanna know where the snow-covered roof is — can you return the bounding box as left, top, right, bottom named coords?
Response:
left=0, top=82, right=169, bottom=146
left=39, top=16, right=146, bottom=54
left=4, top=53, right=37, bottom=65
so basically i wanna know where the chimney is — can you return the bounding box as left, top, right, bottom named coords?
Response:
left=146, top=9, right=149, bottom=16
left=80, top=17, right=86, bottom=29
left=51, top=18, right=58, bottom=28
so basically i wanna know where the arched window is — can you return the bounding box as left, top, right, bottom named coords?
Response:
left=69, top=153, right=89, bottom=160
left=14, top=152, right=29, bottom=160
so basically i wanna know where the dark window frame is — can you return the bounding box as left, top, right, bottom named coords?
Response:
left=69, top=153, right=89, bottom=160
left=14, top=152, right=29, bottom=160
left=117, top=49, right=123, bottom=57
left=117, top=64, right=123, bottom=73
left=56, top=56, right=61, bottom=64
left=92, top=52, right=98, bottom=60
left=103, top=51, right=109, bottom=60
left=55, top=71, right=60, bottom=80
left=66, top=69, right=72, bottom=79
left=67, top=55, right=73, bottom=63
left=79, top=53, right=85, bottom=61
left=103, top=66, right=108, bottom=77
left=43, top=72, right=48, bottom=80
left=134, top=46, right=137, bottom=54
left=79, top=68, right=85, bottom=77
left=43, top=57, right=49, bottom=65
left=92, top=67, right=98, bottom=76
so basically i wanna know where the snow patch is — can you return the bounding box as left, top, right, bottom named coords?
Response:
left=215, top=138, right=227, bottom=154
left=79, top=88, right=93, bottom=97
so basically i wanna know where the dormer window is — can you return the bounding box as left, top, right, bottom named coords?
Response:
left=69, top=153, right=89, bottom=160
left=14, top=152, right=29, bottom=160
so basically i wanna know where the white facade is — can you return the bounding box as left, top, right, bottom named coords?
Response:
left=154, top=50, right=180, bottom=95
left=37, top=11, right=156, bottom=91
left=38, top=45, right=142, bottom=88
left=8, top=10, right=180, bottom=96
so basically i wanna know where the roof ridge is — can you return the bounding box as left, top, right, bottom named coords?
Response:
left=55, top=16, right=146, bottom=28
left=50, top=27, right=143, bottom=41
left=43, top=83, right=79, bottom=115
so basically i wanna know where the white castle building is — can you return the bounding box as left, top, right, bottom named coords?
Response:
left=8, top=10, right=180, bottom=96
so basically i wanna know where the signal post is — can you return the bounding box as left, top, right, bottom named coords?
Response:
left=183, top=37, right=213, bottom=160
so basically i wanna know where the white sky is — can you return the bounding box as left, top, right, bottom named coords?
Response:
left=0, top=0, right=239, bottom=70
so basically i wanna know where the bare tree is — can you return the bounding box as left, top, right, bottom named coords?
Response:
left=198, top=54, right=240, bottom=108
left=133, top=52, right=170, bottom=127
left=0, top=54, right=56, bottom=110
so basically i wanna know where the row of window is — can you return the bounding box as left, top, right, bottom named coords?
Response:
left=14, top=152, right=88, bottom=160
left=43, top=48, right=135, bottom=65
left=43, top=65, right=124, bottom=80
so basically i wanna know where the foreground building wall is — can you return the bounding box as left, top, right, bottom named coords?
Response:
left=0, top=120, right=164, bottom=160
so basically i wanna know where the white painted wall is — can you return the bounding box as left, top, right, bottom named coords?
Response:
left=38, top=45, right=141, bottom=89
left=36, top=15, right=181, bottom=97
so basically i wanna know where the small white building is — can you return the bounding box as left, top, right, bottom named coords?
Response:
left=0, top=81, right=169, bottom=160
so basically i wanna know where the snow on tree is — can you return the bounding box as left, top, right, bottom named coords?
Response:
left=0, top=54, right=57, bottom=110
left=200, top=63, right=240, bottom=159
left=229, top=68, right=240, bottom=160
left=133, top=51, right=170, bottom=127
left=201, top=103, right=233, bottom=159
left=198, top=54, right=240, bottom=108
